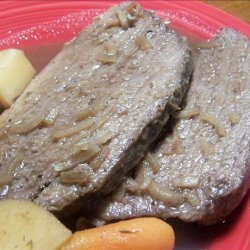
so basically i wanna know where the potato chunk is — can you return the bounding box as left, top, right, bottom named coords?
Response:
left=0, top=49, right=36, bottom=108
left=0, top=199, right=72, bottom=250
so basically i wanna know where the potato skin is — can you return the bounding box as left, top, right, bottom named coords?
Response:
left=62, top=217, right=175, bottom=250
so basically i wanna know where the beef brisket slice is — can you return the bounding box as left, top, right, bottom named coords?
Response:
left=96, top=28, right=250, bottom=225
left=0, top=2, right=191, bottom=217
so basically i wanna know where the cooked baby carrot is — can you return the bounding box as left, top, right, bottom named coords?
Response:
left=61, top=217, right=175, bottom=250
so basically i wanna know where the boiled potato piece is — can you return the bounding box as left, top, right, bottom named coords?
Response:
left=0, top=199, right=72, bottom=250
left=0, top=49, right=36, bottom=108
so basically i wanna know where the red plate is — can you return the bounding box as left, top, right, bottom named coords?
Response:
left=0, top=1, right=249, bottom=249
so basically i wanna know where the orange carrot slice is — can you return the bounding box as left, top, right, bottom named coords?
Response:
left=62, top=217, right=175, bottom=250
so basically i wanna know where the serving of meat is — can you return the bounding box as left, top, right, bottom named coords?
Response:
left=0, top=2, right=192, bottom=218
left=94, top=28, right=250, bottom=225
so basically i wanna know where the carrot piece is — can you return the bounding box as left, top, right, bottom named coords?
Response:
left=61, top=217, right=175, bottom=250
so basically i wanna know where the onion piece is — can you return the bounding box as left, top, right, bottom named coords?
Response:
left=53, top=118, right=94, bottom=141
left=59, top=144, right=90, bottom=162
left=126, top=2, right=144, bottom=18
left=68, top=131, right=91, bottom=146
left=134, top=163, right=153, bottom=190
left=96, top=52, right=117, bottom=64
left=148, top=180, right=184, bottom=206
left=104, top=18, right=120, bottom=29
left=168, top=102, right=181, bottom=111
left=104, top=41, right=117, bottom=56
left=89, top=146, right=109, bottom=171
left=93, top=115, right=109, bottom=130
left=126, top=2, right=138, bottom=14
left=61, top=115, right=109, bottom=155
left=134, top=164, right=145, bottom=186
left=53, top=145, right=100, bottom=172
left=71, top=145, right=100, bottom=165
left=175, top=106, right=200, bottom=119
left=200, top=114, right=226, bottom=137
left=111, top=183, right=125, bottom=202
left=59, top=170, right=90, bottom=185
left=77, top=130, right=113, bottom=148
left=76, top=103, right=105, bottom=121
left=228, top=112, right=241, bottom=125
left=135, top=35, right=151, bottom=50
left=145, top=153, right=160, bottom=174
left=59, top=171, right=90, bottom=186
left=9, top=115, right=44, bottom=134
left=172, top=176, right=200, bottom=188
left=199, top=140, right=214, bottom=158
left=125, top=178, right=140, bottom=193
left=116, top=9, right=129, bottom=29
left=164, top=130, right=184, bottom=156
left=127, top=14, right=137, bottom=26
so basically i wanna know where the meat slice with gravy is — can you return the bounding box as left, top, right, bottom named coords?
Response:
left=0, top=2, right=192, bottom=218
left=94, top=28, right=250, bottom=225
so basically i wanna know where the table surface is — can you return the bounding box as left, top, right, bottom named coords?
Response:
left=204, top=0, right=250, bottom=24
